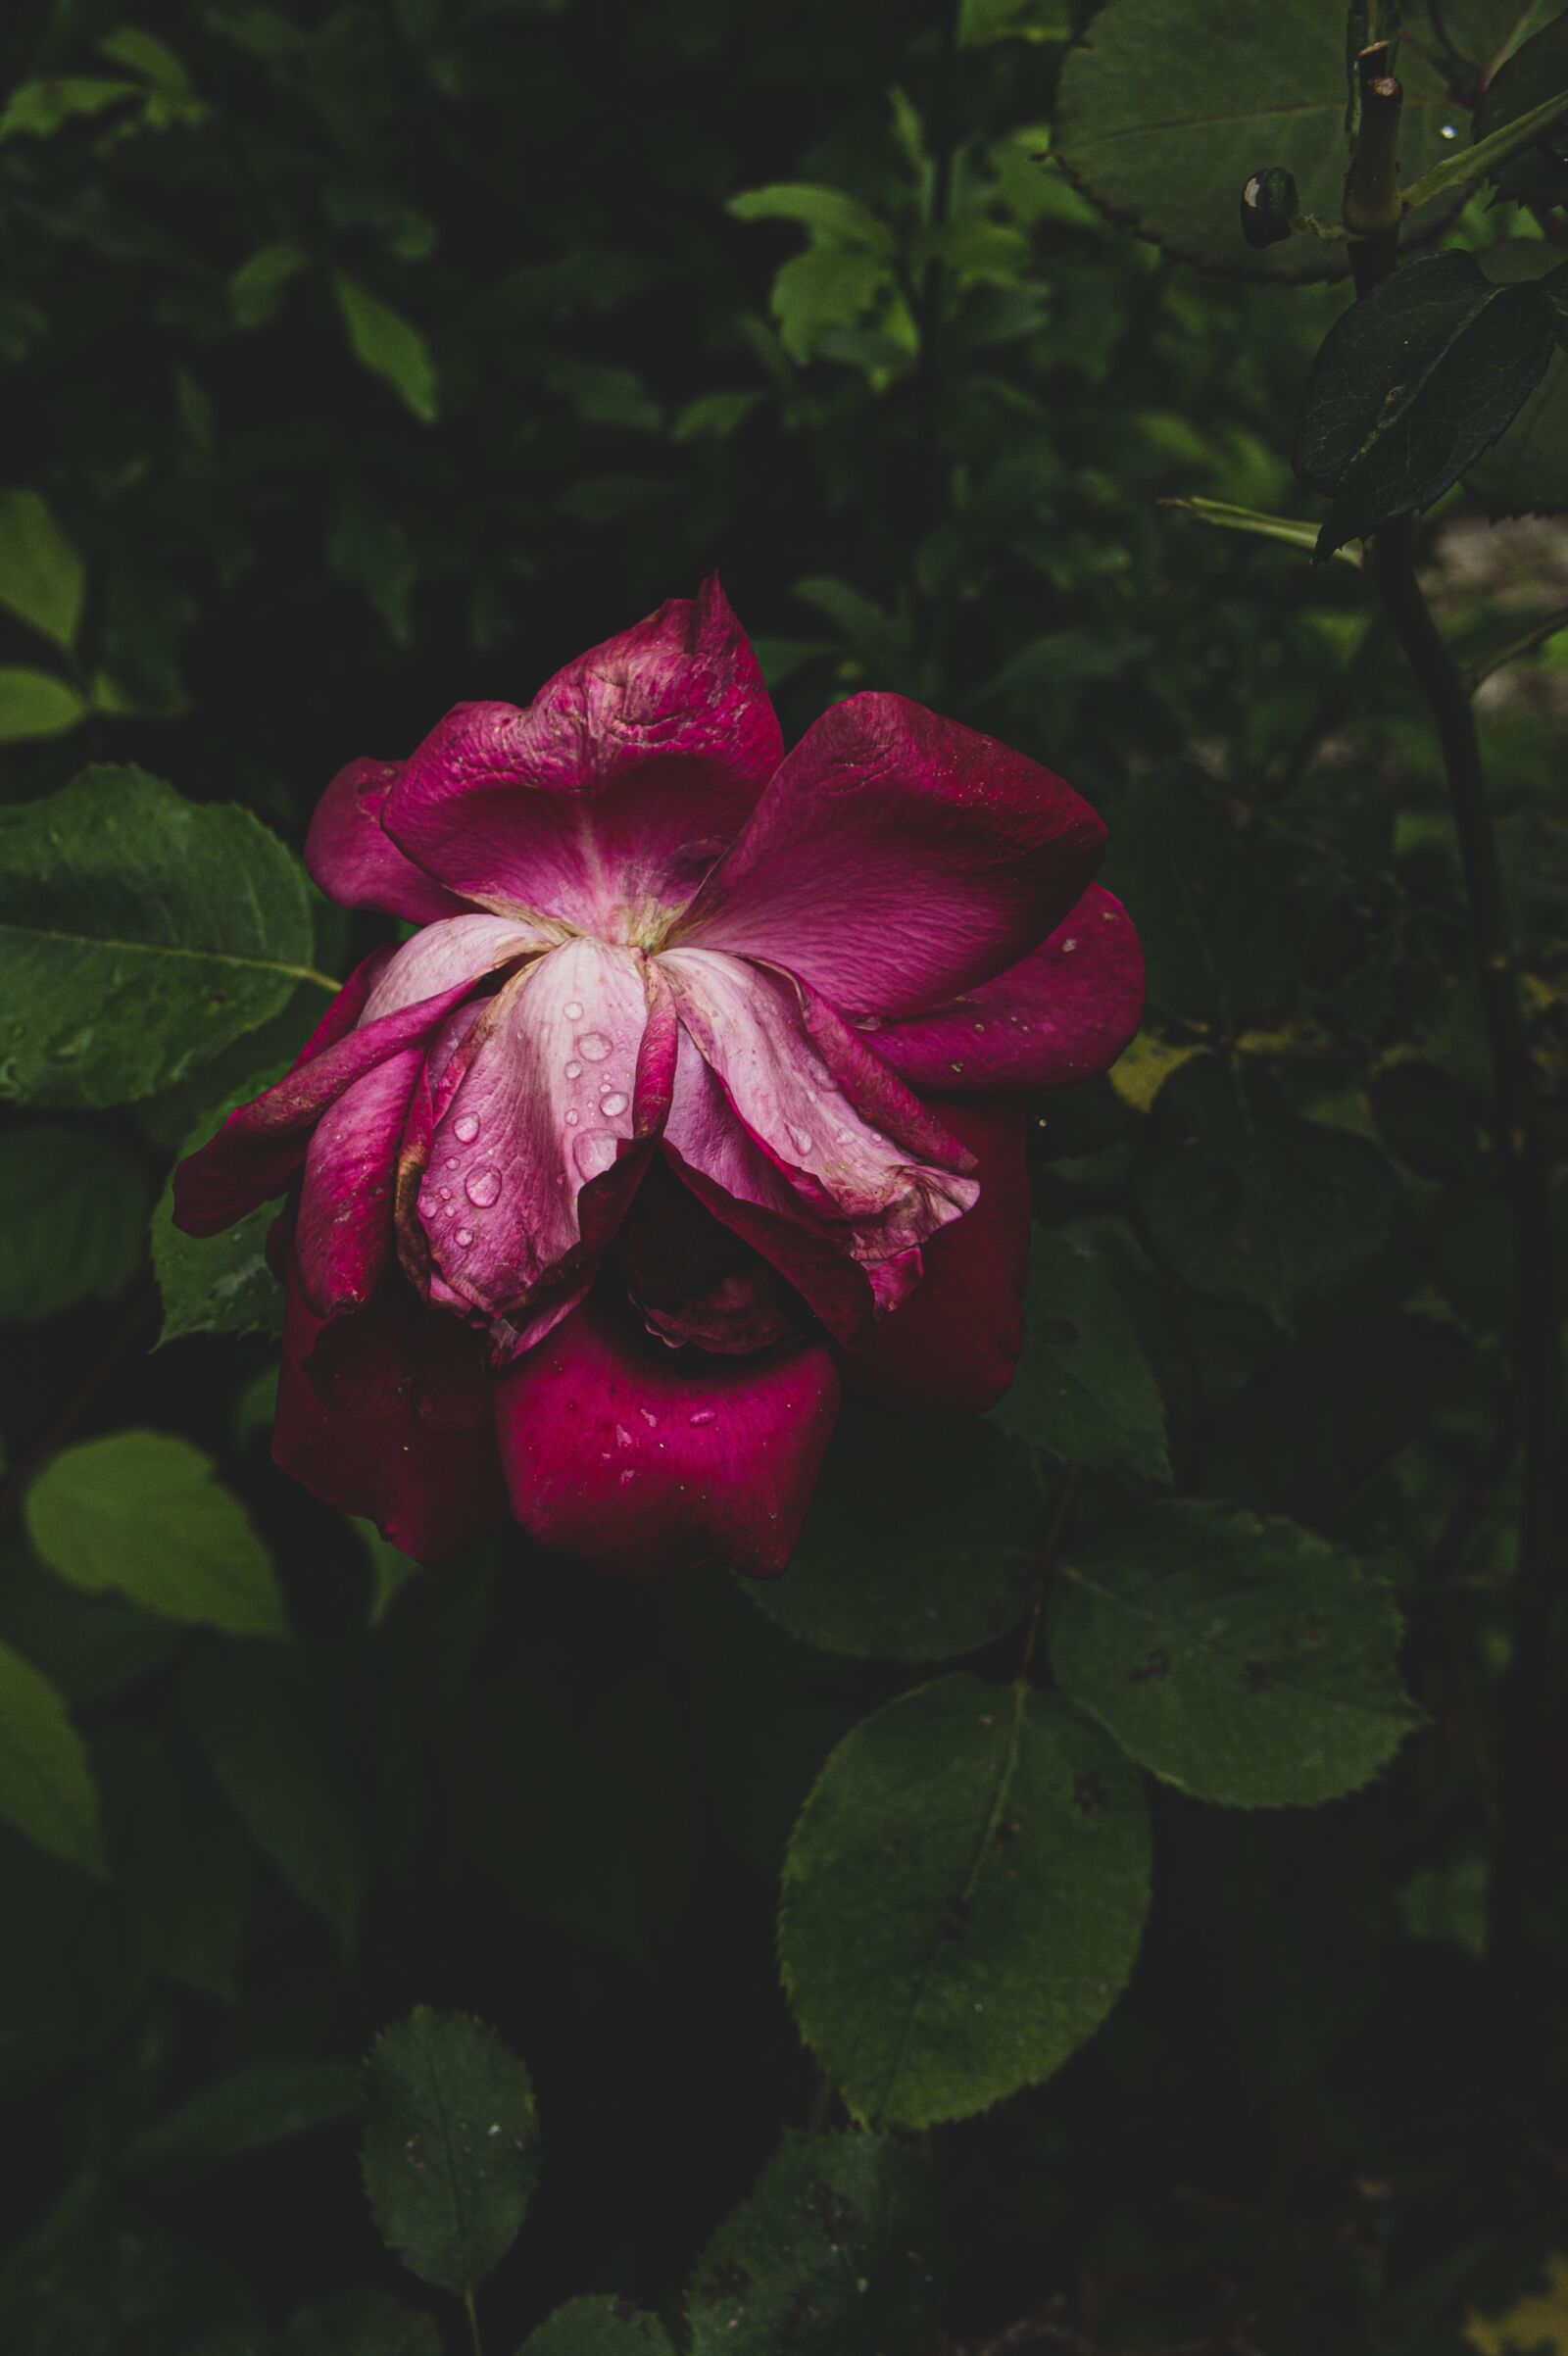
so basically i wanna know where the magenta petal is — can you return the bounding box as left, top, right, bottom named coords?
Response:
left=358, top=911, right=554, bottom=1022
left=867, top=885, right=1146, bottom=1093
left=846, top=1098, right=1032, bottom=1415
left=424, top=937, right=667, bottom=1317
left=173, top=975, right=485, bottom=1239
left=673, top=691, right=1106, bottom=1015
left=306, top=757, right=473, bottom=924
left=274, top=1269, right=506, bottom=1563
left=294, top=1049, right=423, bottom=1316
left=660, top=947, right=978, bottom=1268
left=380, top=577, right=783, bottom=933
left=493, top=1296, right=840, bottom=1576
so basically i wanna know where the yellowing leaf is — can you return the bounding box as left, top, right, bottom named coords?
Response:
left=1468, top=2255, right=1568, bottom=2355
left=1108, top=1031, right=1200, bottom=1112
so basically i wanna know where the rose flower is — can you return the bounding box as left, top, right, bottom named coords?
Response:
left=174, top=581, right=1143, bottom=1573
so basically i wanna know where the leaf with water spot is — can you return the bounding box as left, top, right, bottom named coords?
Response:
left=0, top=765, right=315, bottom=1108
left=779, top=1675, right=1150, bottom=2129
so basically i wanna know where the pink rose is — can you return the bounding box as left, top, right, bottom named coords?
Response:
left=175, top=581, right=1142, bottom=1573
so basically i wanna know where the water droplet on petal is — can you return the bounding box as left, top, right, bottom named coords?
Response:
left=1060, top=938, right=1078, bottom=954
left=689, top=1407, right=716, bottom=1427
left=565, top=1108, right=579, bottom=1126
left=454, top=1112, right=480, bottom=1143
left=564, top=1000, right=584, bottom=1020
left=418, top=1192, right=437, bottom=1217
left=455, top=1227, right=474, bottom=1248
left=573, top=1130, right=618, bottom=1180
left=577, top=1031, right=612, bottom=1062
left=445, top=1155, right=460, bottom=1169
left=600, top=1090, right=628, bottom=1118
left=619, top=1467, right=637, bottom=1487
left=466, top=1166, right=502, bottom=1206
left=438, top=1186, right=452, bottom=1201
left=564, top=1059, right=582, bottom=1078
left=789, top=1125, right=813, bottom=1156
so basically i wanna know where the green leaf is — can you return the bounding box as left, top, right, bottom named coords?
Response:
left=1469, top=342, right=1568, bottom=516
left=1054, top=0, right=1469, bottom=281
left=1472, top=18, right=1568, bottom=208
left=0, top=76, right=142, bottom=143
left=686, top=2130, right=937, bottom=2355
left=0, top=666, right=86, bottom=741
left=751, top=1410, right=1039, bottom=1663
left=231, top=241, right=310, bottom=329
left=0, top=1124, right=149, bottom=1323
left=727, top=182, right=895, bottom=254
left=1049, top=1500, right=1423, bottom=1808
left=361, top=2007, right=539, bottom=2297
left=100, top=1727, right=256, bottom=2004
left=1295, top=251, right=1561, bottom=559
left=25, top=1432, right=286, bottom=1638
left=0, top=764, right=315, bottom=1109
left=181, top=1644, right=364, bottom=1954
left=0, top=489, right=85, bottom=648
left=96, top=26, right=195, bottom=98
left=123, top=2059, right=362, bottom=2173
left=519, top=2297, right=678, bottom=2354
left=1134, top=1058, right=1400, bottom=1328
left=768, top=250, right=892, bottom=364
left=151, top=1076, right=286, bottom=1346
left=671, top=390, right=763, bottom=440
left=333, top=273, right=439, bottom=422
left=780, top=1676, right=1151, bottom=2129
left=995, top=1225, right=1170, bottom=1484
left=0, top=1544, right=178, bottom=1707
left=0, top=1641, right=104, bottom=1876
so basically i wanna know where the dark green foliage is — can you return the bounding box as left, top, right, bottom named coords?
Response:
left=2, top=0, right=1565, bottom=2350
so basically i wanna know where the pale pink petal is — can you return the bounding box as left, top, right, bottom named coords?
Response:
left=865, top=885, right=1145, bottom=1092
left=380, top=578, right=782, bottom=934
left=305, top=758, right=473, bottom=925
left=672, top=691, right=1105, bottom=1015
left=293, top=1049, right=423, bottom=1316
left=423, top=937, right=673, bottom=1318
left=493, top=1296, right=841, bottom=1577
left=358, top=911, right=555, bottom=1025
left=660, top=947, right=979, bottom=1270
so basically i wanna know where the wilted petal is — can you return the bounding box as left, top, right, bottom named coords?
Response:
left=306, top=757, right=472, bottom=924
left=866, top=886, right=1145, bottom=1093
left=381, top=578, right=783, bottom=934
left=359, top=910, right=554, bottom=1023
left=673, top=691, right=1105, bottom=1014
left=846, top=1097, right=1033, bottom=1415
left=294, top=1049, right=423, bottom=1316
left=174, top=967, right=484, bottom=1239
left=493, top=1294, right=840, bottom=1577
left=661, top=946, right=978, bottom=1271
left=274, top=1269, right=507, bottom=1563
left=425, top=937, right=674, bottom=1317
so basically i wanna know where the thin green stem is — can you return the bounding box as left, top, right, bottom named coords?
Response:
left=1465, top=601, right=1568, bottom=694
left=294, top=963, right=345, bottom=995
left=464, top=2287, right=483, bottom=2356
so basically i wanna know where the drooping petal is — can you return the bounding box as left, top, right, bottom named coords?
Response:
left=615, top=1158, right=811, bottom=1354
left=173, top=924, right=533, bottom=1241
left=493, top=1294, right=840, bottom=1577
left=660, top=946, right=978, bottom=1270
left=672, top=691, right=1106, bottom=1015
left=305, top=757, right=473, bottom=924
left=293, top=1049, right=423, bottom=1316
left=865, top=885, right=1145, bottom=1093
left=358, top=911, right=555, bottom=1023
left=173, top=975, right=488, bottom=1239
left=845, top=1098, right=1033, bottom=1415
left=423, top=937, right=675, bottom=1318
left=274, top=1269, right=507, bottom=1563
left=380, top=578, right=783, bottom=935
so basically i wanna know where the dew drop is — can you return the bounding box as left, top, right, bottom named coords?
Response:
left=565, top=1108, right=579, bottom=1126
left=438, top=1186, right=452, bottom=1201
left=454, top=1112, right=480, bottom=1143
left=455, top=1226, right=474, bottom=1247
left=1441, top=121, right=1457, bottom=138
left=445, top=1155, right=460, bottom=1169
left=564, top=1000, right=584, bottom=1020
left=573, top=1130, right=618, bottom=1180
left=788, top=1125, right=813, bottom=1155
left=1060, top=937, right=1078, bottom=955
left=466, top=1166, right=502, bottom=1206
left=564, top=1059, right=582, bottom=1078
left=689, top=1407, right=717, bottom=1428
left=618, top=1468, right=637, bottom=1487
left=577, top=1031, right=612, bottom=1062
left=599, top=1090, right=628, bottom=1118
left=418, top=1192, right=437, bottom=1216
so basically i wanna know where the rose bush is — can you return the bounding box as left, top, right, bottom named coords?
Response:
left=174, top=580, right=1143, bottom=1571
